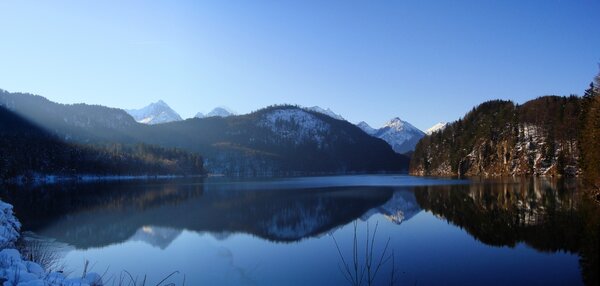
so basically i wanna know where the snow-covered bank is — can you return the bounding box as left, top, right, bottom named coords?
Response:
left=0, top=201, right=103, bottom=286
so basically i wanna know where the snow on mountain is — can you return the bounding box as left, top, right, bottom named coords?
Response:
left=357, top=117, right=425, bottom=154
left=126, top=100, right=182, bottom=124
left=357, top=121, right=377, bottom=135
left=194, top=112, right=204, bottom=118
left=426, top=122, right=448, bottom=135
left=205, top=107, right=234, bottom=117
left=305, top=106, right=345, bottom=121
left=375, top=118, right=425, bottom=153
left=260, top=108, right=330, bottom=146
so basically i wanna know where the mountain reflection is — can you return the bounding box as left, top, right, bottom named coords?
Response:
left=2, top=179, right=405, bottom=246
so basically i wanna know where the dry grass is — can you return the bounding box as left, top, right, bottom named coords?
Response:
left=332, top=221, right=400, bottom=286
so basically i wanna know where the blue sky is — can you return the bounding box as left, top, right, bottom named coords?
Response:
left=1, top=0, right=599, bottom=130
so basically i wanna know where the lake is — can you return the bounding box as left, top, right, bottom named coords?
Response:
left=1, top=175, right=598, bottom=285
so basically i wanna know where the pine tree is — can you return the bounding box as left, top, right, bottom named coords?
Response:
left=580, top=69, right=600, bottom=189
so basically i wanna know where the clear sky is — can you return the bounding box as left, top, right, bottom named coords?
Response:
left=1, top=0, right=599, bottom=130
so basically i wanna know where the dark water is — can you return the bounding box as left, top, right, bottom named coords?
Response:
left=1, top=175, right=598, bottom=285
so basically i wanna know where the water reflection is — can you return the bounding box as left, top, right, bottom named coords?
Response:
left=414, top=178, right=598, bottom=285
left=0, top=176, right=597, bottom=285
left=3, top=179, right=403, bottom=246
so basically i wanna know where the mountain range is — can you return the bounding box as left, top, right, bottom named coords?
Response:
left=126, top=102, right=237, bottom=125
left=127, top=99, right=435, bottom=154
left=0, top=91, right=408, bottom=176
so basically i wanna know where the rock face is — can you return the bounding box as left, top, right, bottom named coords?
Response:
left=410, top=96, right=582, bottom=177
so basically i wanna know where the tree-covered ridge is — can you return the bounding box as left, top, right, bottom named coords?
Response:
left=410, top=95, right=584, bottom=177
left=0, top=106, right=204, bottom=181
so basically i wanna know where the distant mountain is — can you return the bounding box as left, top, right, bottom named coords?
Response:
left=194, top=112, right=204, bottom=118
left=357, top=121, right=377, bottom=135
left=126, top=100, right=182, bottom=124
left=205, top=107, right=234, bottom=118
left=426, top=122, right=448, bottom=135
left=305, top=106, right=345, bottom=121
left=0, top=91, right=408, bottom=176
left=375, top=118, right=425, bottom=154
left=357, top=118, right=425, bottom=154
left=411, top=96, right=582, bottom=177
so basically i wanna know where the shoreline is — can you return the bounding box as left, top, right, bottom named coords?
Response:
left=1, top=173, right=207, bottom=186
left=0, top=200, right=103, bottom=285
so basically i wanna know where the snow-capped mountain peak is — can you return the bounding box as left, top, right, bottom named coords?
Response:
left=383, top=117, right=421, bottom=133
left=356, top=117, right=425, bottom=154
left=357, top=121, right=377, bottom=135
left=426, top=122, right=448, bottom=135
left=376, top=118, right=425, bottom=153
left=126, top=100, right=182, bottom=125
left=305, top=106, right=345, bottom=121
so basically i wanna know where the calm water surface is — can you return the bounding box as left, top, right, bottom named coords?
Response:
left=2, top=175, right=598, bottom=285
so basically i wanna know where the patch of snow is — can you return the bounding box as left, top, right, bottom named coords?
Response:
left=425, top=122, right=448, bottom=135
left=0, top=202, right=20, bottom=249
left=260, top=108, right=330, bottom=146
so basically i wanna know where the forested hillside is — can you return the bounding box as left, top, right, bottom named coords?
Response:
left=410, top=96, right=583, bottom=177
left=0, top=105, right=204, bottom=181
